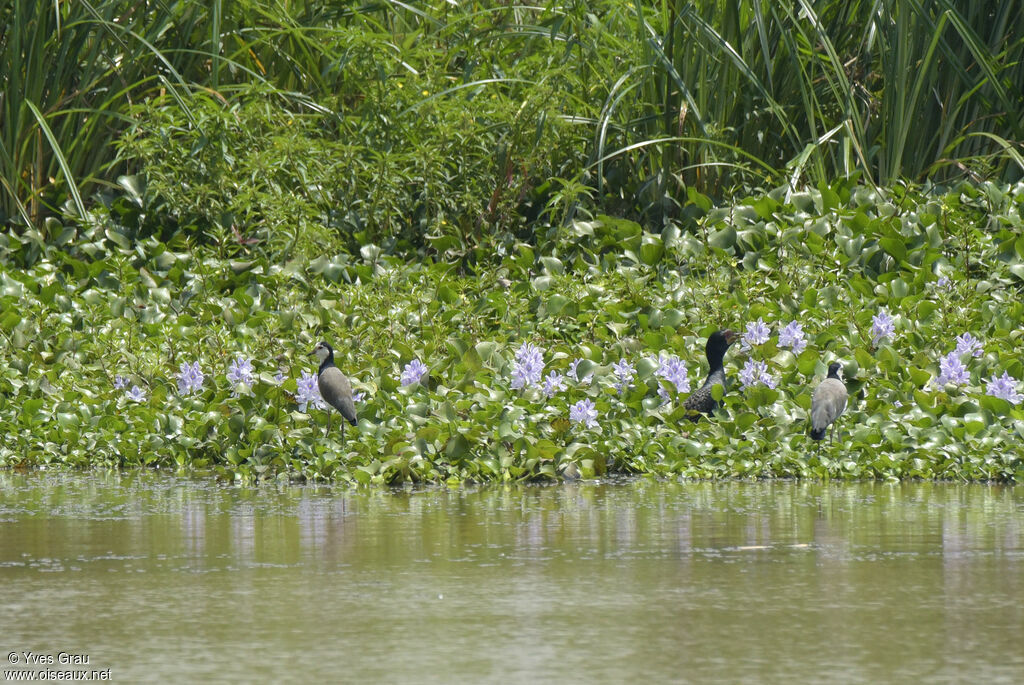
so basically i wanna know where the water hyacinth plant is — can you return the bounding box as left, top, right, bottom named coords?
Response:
left=176, top=362, right=205, bottom=397
left=738, top=359, right=778, bottom=390
left=569, top=399, right=599, bottom=429
left=777, top=321, right=807, bottom=354
left=296, top=370, right=325, bottom=412
left=986, top=373, right=1023, bottom=405
left=126, top=385, right=147, bottom=402
left=655, top=353, right=690, bottom=394
left=741, top=318, right=771, bottom=350
left=511, top=343, right=545, bottom=390
left=2, top=167, right=1024, bottom=485
left=955, top=333, right=983, bottom=358
left=227, top=356, right=255, bottom=389
left=542, top=371, right=566, bottom=398
left=400, top=359, right=429, bottom=387
left=935, top=352, right=970, bottom=387
left=612, top=359, right=636, bottom=394
left=871, top=310, right=895, bottom=346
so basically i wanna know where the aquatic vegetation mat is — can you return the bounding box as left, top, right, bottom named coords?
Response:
left=0, top=181, right=1022, bottom=483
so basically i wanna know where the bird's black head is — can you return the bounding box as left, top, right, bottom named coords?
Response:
left=705, top=329, right=738, bottom=369
left=312, top=341, right=334, bottom=364
left=827, top=361, right=843, bottom=379
left=707, top=328, right=738, bottom=355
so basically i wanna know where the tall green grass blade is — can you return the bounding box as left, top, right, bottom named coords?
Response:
left=211, top=0, right=222, bottom=91
left=25, top=100, right=86, bottom=219
left=964, top=132, right=1024, bottom=174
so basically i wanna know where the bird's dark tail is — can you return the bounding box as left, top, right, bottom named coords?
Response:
left=809, top=428, right=826, bottom=441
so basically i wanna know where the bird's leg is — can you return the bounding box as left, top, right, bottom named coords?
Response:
left=326, top=410, right=332, bottom=435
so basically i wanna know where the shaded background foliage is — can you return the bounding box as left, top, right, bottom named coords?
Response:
left=1, top=0, right=1023, bottom=253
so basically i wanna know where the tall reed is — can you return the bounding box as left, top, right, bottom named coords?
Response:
left=2, top=0, right=1021, bottom=231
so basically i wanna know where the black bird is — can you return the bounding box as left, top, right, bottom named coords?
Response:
left=683, top=329, right=739, bottom=418
left=810, top=361, right=847, bottom=444
left=311, top=341, right=358, bottom=436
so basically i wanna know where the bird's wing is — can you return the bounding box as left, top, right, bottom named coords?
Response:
left=319, top=367, right=358, bottom=424
left=811, top=379, right=847, bottom=429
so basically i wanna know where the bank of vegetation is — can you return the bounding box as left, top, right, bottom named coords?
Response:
left=1, top=1, right=1022, bottom=482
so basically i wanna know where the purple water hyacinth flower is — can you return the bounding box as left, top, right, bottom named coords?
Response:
left=296, top=370, right=326, bottom=412
left=655, top=353, right=690, bottom=394
left=176, top=361, right=204, bottom=396
left=986, top=372, right=1023, bottom=404
left=657, top=385, right=671, bottom=405
left=227, top=356, right=254, bottom=392
left=935, top=351, right=970, bottom=386
left=352, top=390, right=366, bottom=403
left=741, top=318, right=771, bottom=350
left=401, top=359, right=429, bottom=387
left=954, top=333, right=983, bottom=359
left=871, top=309, right=895, bottom=346
left=113, top=375, right=129, bottom=390
left=542, top=371, right=566, bottom=398
left=738, top=359, right=777, bottom=390
left=778, top=321, right=807, bottom=354
left=516, top=342, right=544, bottom=365
left=659, top=354, right=689, bottom=392
left=569, top=399, right=599, bottom=428
left=511, top=342, right=545, bottom=389
left=510, top=367, right=529, bottom=390
left=936, top=275, right=951, bottom=289
left=738, top=361, right=758, bottom=389
left=612, top=358, right=636, bottom=394
left=126, top=385, right=147, bottom=402
left=274, top=371, right=285, bottom=385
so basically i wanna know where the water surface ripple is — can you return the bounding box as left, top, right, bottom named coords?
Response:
left=1, top=473, right=1021, bottom=683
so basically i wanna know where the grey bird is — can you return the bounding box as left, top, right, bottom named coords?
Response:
left=683, top=329, right=739, bottom=419
left=311, top=341, right=357, bottom=436
left=810, top=361, right=848, bottom=444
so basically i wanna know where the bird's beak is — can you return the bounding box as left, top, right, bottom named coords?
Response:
left=724, top=329, right=739, bottom=345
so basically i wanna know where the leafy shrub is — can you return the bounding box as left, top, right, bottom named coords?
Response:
left=118, top=50, right=586, bottom=263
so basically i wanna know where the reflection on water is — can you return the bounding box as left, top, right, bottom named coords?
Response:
left=1, top=472, right=1021, bottom=683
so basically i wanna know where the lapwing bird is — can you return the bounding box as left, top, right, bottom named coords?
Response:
left=810, top=361, right=848, bottom=444
left=683, top=329, right=739, bottom=419
left=311, top=341, right=357, bottom=436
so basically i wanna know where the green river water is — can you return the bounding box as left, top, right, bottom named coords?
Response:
left=1, top=472, right=1021, bottom=683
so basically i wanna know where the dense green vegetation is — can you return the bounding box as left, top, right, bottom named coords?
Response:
left=2, top=180, right=1022, bottom=483
left=1, top=1, right=1022, bottom=482
left=5, top=1, right=1024, bottom=239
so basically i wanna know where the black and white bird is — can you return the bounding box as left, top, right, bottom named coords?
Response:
left=810, top=361, right=847, bottom=444
left=311, top=341, right=357, bottom=436
left=683, top=329, right=739, bottom=418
